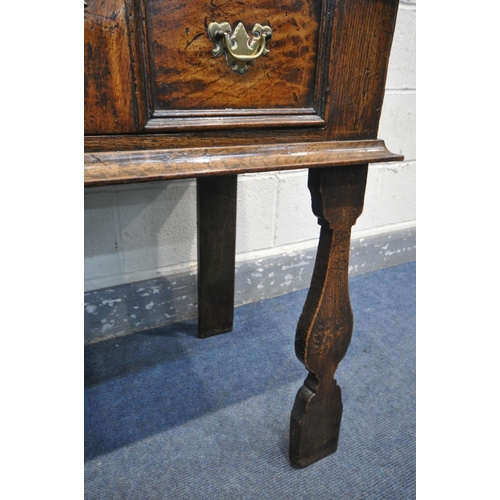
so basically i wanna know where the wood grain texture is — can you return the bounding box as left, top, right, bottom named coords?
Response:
left=143, top=113, right=325, bottom=132
left=84, top=139, right=402, bottom=186
left=83, top=0, right=404, bottom=471
left=84, top=0, right=148, bottom=134
left=290, top=164, right=368, bottom=468
left=197, top=176, right=237, bottom=338
left=84, top=0, right=400, bottom=139
left=146, top=0, right=321, bottom=112
left=84, top=127, right=326, bottom=152
left=324, top=0, right=400, bottom=139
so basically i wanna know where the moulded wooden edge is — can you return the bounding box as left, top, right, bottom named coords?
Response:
left=84, top=139, right=404, bottom=187
left=150, top=108, right=318, bottom=118
left=143, top=114, right=326, bottom=132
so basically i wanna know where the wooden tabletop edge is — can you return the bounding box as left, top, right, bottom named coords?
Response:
left=84, top=140, right=404, bottom=186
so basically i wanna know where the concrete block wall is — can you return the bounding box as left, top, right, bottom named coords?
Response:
left=84, top=0, right=416, bottom=293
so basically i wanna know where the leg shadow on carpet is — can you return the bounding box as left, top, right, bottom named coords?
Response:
left=85, top=263, right=415, bottom=500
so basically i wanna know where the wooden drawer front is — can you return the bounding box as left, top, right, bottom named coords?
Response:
left=85, top=0, right=334, bottom=135
left=147, top=0, right=321, bottom=115
left=85, top=0, right=399, bottom=140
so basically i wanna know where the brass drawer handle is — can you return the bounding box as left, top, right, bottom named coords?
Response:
left=208, top=22, right=272, bottom=74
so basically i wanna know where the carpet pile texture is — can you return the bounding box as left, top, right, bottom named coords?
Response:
left=85, top=262, right=416, bottom=499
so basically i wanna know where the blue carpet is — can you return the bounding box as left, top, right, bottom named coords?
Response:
left=85, top=262, right=415, bottom=499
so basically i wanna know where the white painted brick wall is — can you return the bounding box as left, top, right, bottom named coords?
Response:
left=236, top=174, right=276, bottom=253
left=84, top=1, right=416, bottom=292
left=354, top=0, right=416, bottom=237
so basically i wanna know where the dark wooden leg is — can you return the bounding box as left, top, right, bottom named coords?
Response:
left=290, top=165, right=368, bottom=468
left=196, top=175, right=237, bottom=338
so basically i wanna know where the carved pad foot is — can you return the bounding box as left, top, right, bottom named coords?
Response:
left=290, top=373, right=342, bottom=468
left=289, top=165, right=368, bottom=467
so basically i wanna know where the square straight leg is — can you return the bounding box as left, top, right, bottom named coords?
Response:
left=196, top=175, right=238, bottom=338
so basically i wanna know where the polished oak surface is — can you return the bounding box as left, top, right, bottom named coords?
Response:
left=147, top=0, right=321, bottom=111
left=84, top=0, right=399, bottom=140
left=84, top=139, right=402, bottom=186
left=85, top=0, right=403, bottom=468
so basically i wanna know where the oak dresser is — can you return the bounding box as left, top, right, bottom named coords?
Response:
left=84, top=0, right=403, bottom=468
